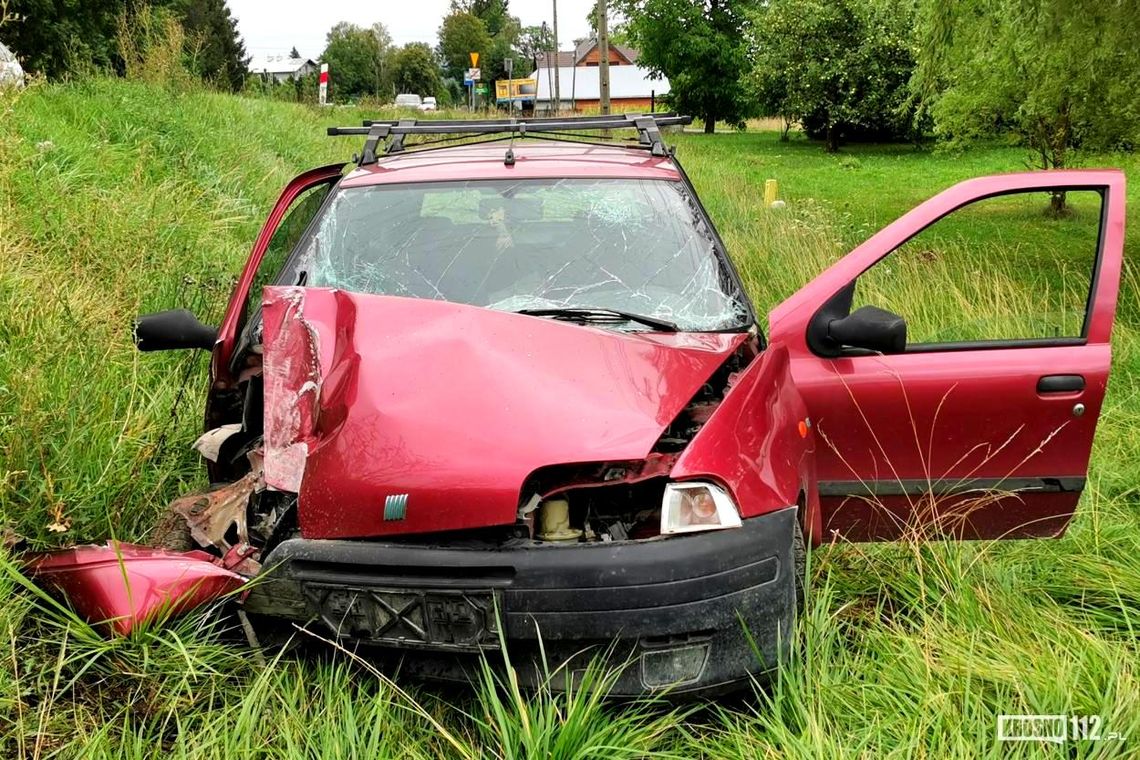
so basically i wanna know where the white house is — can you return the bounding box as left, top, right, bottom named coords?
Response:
left=530, top=65, right=670, bottom=113
left=248, top=55, right=318, bottom=84
left=530, top=40, right=669, bottom=113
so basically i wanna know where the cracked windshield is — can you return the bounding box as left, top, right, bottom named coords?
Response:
left=286, top=178, right=751, bottom=331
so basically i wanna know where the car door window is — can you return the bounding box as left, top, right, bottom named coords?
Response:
left=241, top=182, right=334, bottom=330
left=851, top=188, right=1103, bottom=346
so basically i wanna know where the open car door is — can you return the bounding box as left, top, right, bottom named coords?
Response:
left=212, top=163, right=347, bottom=387
left=770, top=170, right=1125, bottom=542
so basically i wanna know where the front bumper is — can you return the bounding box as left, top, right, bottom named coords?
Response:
left=244, top=506, right=798, bottom=697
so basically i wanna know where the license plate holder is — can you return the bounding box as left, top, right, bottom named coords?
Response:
left=304, top=583, right=501, bottom=652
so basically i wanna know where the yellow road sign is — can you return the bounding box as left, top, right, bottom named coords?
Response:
left=470, top=52, right=480, bottom=67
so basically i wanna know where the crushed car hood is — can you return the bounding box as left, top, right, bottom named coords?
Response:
left=261, top=287, right=746, bottom=539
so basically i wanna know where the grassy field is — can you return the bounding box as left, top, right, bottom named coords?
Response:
left=1, top=78, right=1139, bottom=758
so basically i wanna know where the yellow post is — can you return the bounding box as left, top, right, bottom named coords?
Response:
left=764, top=179, right=779, bottom=207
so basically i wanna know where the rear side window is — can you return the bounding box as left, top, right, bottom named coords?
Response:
left=851, top=189, right=1103, bottom=345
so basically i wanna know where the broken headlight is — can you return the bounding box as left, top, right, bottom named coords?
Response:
left=659, top=482, right=742, bottom=535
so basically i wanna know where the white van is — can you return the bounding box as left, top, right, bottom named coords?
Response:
left=394, top=93, right=422, bottom=109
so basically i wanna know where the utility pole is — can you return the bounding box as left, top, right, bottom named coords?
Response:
left=552, top=0, right=561, bottom=113
left=597, top=0, right=611, bottom=115
left=505, top=57, right=515, bottom=112
left=542, top=21, right=554, bottom=114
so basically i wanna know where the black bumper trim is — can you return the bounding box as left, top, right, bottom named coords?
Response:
left=244, top=506, right=799, bottom=697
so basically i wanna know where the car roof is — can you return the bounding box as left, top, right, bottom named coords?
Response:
left=339, top=140, right=682, bottom=188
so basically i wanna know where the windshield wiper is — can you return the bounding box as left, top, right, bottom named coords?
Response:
left=516, top=307, right=679, bottom=332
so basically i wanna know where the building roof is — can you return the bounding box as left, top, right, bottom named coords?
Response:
left=247, top=55, right=317, bottom=75
left=534, top=39, right=638, bottom=68
left=534, top=50, right=576, bottom=68
left=529, top=65, right=669, bottom=101
left=341, top=141, right=680, bottom=188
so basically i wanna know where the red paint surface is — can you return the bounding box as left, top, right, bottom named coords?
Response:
left=671, top=345, right=815, bottom=526
left=260, top=287, right=745, bottom=539
left=218, top=159, right=1123, bottom=546
left=338, top=142, right=681, bottom=188
left=822, top=491, right=1080, bottom=542
left=26, top=544, right=245, bottom=635
left=768, top=170, right=1125, bottom=540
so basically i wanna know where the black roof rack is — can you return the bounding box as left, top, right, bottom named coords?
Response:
left=327, top=113, right=692, bottom=164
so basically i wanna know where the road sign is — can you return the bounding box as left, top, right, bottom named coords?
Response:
left=470, top=52, right=479, bottom=67
left=318, top=63, right=329, bottom=106
left=465, top=67, right=481, bottom=82
left=475, top=83, right=489, bottom=95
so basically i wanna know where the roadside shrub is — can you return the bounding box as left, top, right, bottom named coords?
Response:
left=115, top=5, right=196, bottom=92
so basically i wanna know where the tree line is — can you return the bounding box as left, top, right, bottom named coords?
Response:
left=4, top=0, right=1138, bottom=167
left=317, top=1, right=554, bottom=107
left=620, top=0, right=1140, bottom=165
left=4, top=0, right=247, bottom=89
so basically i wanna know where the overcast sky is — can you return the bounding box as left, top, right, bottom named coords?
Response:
left=229, top=1, right=597, bottom=60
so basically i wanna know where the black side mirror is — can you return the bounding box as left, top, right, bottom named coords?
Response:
left=827, top=306, right=907, bottom=354
left=134, top=309, right=217, bottom=352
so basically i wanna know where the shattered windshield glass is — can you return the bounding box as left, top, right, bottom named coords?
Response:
left=282, top=178, right=751, bottom=332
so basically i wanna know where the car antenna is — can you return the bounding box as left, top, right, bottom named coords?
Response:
left=505, top=118, right=521, bottom=166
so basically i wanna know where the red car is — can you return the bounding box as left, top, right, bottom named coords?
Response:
left=30, top=115, right=1126, bottom=697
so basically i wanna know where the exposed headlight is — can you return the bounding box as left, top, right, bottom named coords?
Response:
left=660, top=482, right=742, bottom=535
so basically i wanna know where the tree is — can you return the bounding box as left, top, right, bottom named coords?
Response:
left=450, top=0, right=510, bottom=37
left=914, top=0, right=1140, bottom=205
left=438, top=11, right=490, bottom=82
left=319, top=21, right=392, bottom=101
left=3, top=0, right=122, bottom=77
left=482, top=13, right=520, bottom=83
left=174, top=0, right=248, bottom=91
left=750, top=0, right=917, bottom=151
left=617, top=0, right=755, bottom=133
left=391, top=42, right=440, bottom=97
left=517, top=24, right=554, bottom=68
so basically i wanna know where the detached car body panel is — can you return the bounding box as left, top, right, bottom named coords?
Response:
left=31, top=115, right=1125, bottom=695
left=27, top=544, right=245, bottom=635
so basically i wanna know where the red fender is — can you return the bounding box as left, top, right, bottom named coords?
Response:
left=670, top=345, right=820, bottom=543
left=26, top=543, right=246, bottom=635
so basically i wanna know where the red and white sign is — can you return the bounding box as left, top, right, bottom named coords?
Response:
left=319, top=63, right=329, bottom=106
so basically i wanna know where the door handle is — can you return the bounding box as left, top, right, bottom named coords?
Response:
left=1037, top=374, right=1085, bottom=394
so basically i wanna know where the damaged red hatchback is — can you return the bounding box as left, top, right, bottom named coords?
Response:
left=36, top=115, right=1126, bottom=697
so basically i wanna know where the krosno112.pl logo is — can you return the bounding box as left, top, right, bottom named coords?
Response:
left=998, top=715, right=1126, bottom=744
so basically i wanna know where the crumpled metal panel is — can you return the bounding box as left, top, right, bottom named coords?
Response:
left=26, top=543, right=246, bottom=635
left=670, top=345, right=814, bottom=521
left=259, top=286, right=745, bottom=539
left=168, top=470, right=259, bottom=555
left=260, top=288, right=322, bottom=492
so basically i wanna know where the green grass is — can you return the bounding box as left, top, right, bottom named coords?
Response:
left=2, top=77, right=1139, bottom=757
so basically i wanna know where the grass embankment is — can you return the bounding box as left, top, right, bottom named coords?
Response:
left=1, top=78, right=1139, bottom=757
